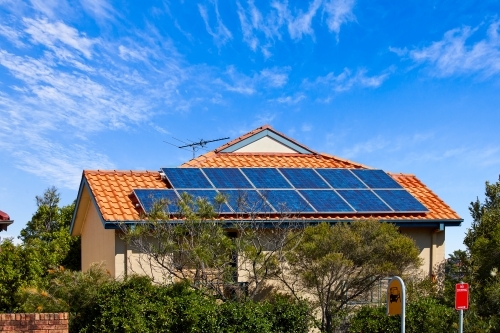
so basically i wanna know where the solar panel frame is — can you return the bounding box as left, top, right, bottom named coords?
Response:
left=315, top=169, right=367, bottom=189
left=374, top=190, right=428, bottom=212
left=133, top=189, right=180, bottom=214
left=337, top=189, right=393, bottom=212
left=260, top=189, right=316, bottom=213
left=278, top=168, right=330, bottom=189
left=176, top=189, right=232, bottom=213
left=351, top=169, right=402, bottom=189
left=240, top=168, right=292, bottom=189
left=202, top=168, right=253, bottom=189
left=155, top=167, right=428, bottom=216
left=299, top=190, right=355, bottom=213
left=161, top=168, right=213, bottom=189
left=218, top=189, right=275, bottom=213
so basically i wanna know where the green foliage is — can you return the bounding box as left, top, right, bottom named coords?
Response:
left=0, top=187, right=80, bottom=312
left=20, top=186, right=81, bottom=271
left=460, top=178, right=500, bottom=331
left=20, top=270, right=311, bottom=333
left=285, top=220, right=421, bottom=333
left=16, top=264, right=112, bottom=315
left=348, top=297, right=456, bottom=333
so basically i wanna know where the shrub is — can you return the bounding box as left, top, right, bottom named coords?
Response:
left=349, top=297, right=456, bottom=333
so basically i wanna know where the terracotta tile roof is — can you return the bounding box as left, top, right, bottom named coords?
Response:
left=389, top=173, right=460, bottom=220
left=181, top=152, right=369, bottom=169
left=83, top=170, right=460, bottom=223
left=84, top=170, right=168, bottom=221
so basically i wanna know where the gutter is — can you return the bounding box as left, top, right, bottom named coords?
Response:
left=103, top=218, right=463, bottom=230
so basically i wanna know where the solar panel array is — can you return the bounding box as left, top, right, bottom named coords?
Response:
left=133, top=168, right=428, bottom=215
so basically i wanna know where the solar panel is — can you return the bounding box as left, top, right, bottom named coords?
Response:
left=374, top=190, right=428, bottom=212
left=279, top=168, right=329, bottom=189
left=261, top=190, right=315, bottom=213
left=176, top=190, right=232, bottom=213
left=241, top=168, right=291, bottom=188
left=162, top=168, right=212, bottom=188
left=351, top=170, right=402, bottom=189
left=202, top=168, right=253, bottom=189
left=299, top=190, right=354, bottom=212
left=218, top=190, right=274, bottom=213
left=316, top=169, right=366, bottom=189
left=337, top=190, right=393, bottom=212
left=134, top=189, right=179, bottom=214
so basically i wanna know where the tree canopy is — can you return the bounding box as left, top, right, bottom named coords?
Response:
left=283, top=220, right=421, bottom=333
left=0, top=187, right=80, bottom=312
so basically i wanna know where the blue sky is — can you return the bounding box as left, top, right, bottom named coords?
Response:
left=0, top=0, right=499, bottom=256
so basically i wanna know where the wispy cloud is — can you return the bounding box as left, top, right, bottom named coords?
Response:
left=400, top=20, right=500, bottom=78
left=217, top=65, right=290, bottom=94
left=198, top=1, right=233, bottom=45
left=272, top=93, right=306, bottom=104
left=79, top=0, right=115, bottom=21
left=0, top=16, right=229, bottom=188
left=323, top=0, right=356, bottom=37
left=236, top=0, right=356, bottom=56
left=23, top=18, right=97, bottom=59
left=303, top=67, right=390, bottom=94
left=277, top=0, right=323, bottom=40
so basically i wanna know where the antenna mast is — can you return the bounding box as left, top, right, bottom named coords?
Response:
left=178, top=137, right=230, bottom=159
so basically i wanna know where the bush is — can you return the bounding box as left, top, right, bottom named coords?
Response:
left=349, top=297, right=456, bottom=333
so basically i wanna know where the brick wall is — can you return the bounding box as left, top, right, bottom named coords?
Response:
left=0, top=313, right=68, bottom=333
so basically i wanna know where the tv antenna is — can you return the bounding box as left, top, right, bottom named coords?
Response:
left=164, top=137, right=230, bottom=159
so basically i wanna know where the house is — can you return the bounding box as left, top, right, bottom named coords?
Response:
left=70, top=125, right=462, bottom=278
left=0, top=210, right=13, bottom=232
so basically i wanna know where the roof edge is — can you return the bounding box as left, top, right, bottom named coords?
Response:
left=70, top=176, right=110, bottom=235
left=215, top=125, right=317, bottom=154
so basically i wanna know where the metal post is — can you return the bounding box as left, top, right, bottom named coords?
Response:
left=401, top=277, right=406, bottom=333
left=459, top=309, right=463, bottom=333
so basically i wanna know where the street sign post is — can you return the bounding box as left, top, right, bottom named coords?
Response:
left=387, top=276, right=406, bottom=332
left=455, top=283, right=469, bottom=333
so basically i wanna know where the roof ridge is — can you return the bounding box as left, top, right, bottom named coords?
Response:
left=84, top=170, right=160, bottom=174
left=213, top=124, right=318, bottom=154
left=318, top=152, right=371, bottom=169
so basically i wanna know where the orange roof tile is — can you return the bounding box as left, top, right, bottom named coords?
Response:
left=83, top=169, right=460, bottom=223
left=181, top=152, right=368, bottom=169
left=84, top=170, right=167, bottom=221
left=78, top=125, right=459, bottom=224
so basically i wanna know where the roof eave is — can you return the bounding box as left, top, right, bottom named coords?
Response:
left=0, top=220, right=13, bottom=232
left=102, top=217, right=463, bottom=230
left=70, top=175, right=110, bottom=236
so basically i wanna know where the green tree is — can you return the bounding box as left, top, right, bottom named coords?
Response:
left=283, top=220, right=421, bottom=333
left=20, top=186, right=81, bottom=271
left=462, top=177, right=500, bottom=331
left=0, top=187, right=80, bottom=312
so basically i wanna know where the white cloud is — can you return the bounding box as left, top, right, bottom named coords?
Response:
left=23, top=18, right=97, bottom=59
left=272, top=93, right=305, bottom=104
left=0, top=24, right=26, bottom=47
left=282, top=0, right=322, bottom=40
left=237, top=0, right=356, bottom=55
left=405, top=21, right=500, bottom=77
left=323, top=0, right=356, bottom=36
left=80, top=0, right=115, bottom=21
left=198, top=1, right=233, bottom=45
left=260, top=67, right=289, bottom=87
left=217, top=66, right=289, bottom=94
left=301, top=123, right=312, bottom=132
left=30, top=0, right=70, bottom=19
left=304, top=68, right=389, bottom=93
left=14, top=141, right=115, bottom=188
